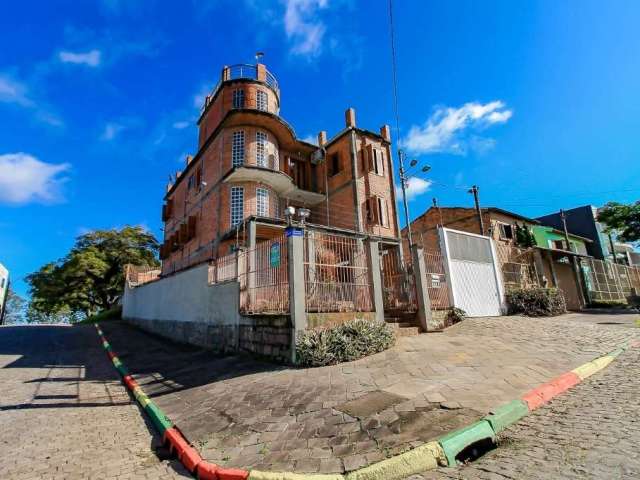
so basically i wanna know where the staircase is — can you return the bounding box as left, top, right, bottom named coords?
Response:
left=385, top=312, right=421, bottom=337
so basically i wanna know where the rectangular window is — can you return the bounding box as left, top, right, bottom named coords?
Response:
left=256, top=187, right=269, bottom=217
left=232, top=89, right=244, bottom=109
left=232, top=131, right=244, bottom=167
left=378, top=197, right=389, bottom=227
left=550, top=239, right=566, bottom=250
left=327, top=153, right=340, bottom=176
left=188, top=174, right=195, bottom=190
left=375, top=149, right=385, bottom=176
left=230, top=187, right=244, bottom=227
left=499, top=223, right=514, bottom=240
left=256, top=131, right=268, bottom=167
left=256, top=90, right=267, bottom=111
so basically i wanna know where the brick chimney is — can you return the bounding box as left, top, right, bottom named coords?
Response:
left=345, top=107, right=356, bottom=128
left=380, top=125, right=391, bottom=142
left=317, top=131, right=327, bottom=146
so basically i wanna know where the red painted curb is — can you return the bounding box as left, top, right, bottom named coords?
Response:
left=107, top=350, right=117, bottom=360
left=522, top=371, right=580, bottom=410
left=197, top=462, right=219, bottom=480
left=216, top=467, right=250, bottom=480
left=123, top=375, right=138, bottom=391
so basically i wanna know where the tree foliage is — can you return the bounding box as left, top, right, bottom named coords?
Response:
left=2, top=288, right=26, bottom=325
left=514, top=223, right=536, bottom=248
left=26, top=226, right=159, bottom=318
left=598, top=201, right=640, bottom=243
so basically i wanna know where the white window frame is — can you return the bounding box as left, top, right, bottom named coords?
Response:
left=256, top=131, right=268, bottom=167
left=256, top=187, right=269, bottom=217
left=498, top=222, right=514, bottom=240
left=232, top=89, right=245, bottom=109
left=373, top=149, right=385, bottom=176
left=378, top=197, right=389, bottom=227
left=230, top=186, right=244, bottom=227
left=232, top=131, right=245, bottom=167
left=256, top=90, right=267, bottom=111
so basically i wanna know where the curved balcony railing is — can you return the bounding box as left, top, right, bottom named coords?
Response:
left=203, top=64, right=279, bottom=112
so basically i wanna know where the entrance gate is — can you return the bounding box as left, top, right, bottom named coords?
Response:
left=440, top=228, right=504, bottom=317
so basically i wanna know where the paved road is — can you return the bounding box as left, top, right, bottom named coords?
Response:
left=99, top=312, right=638, bottom=474
left=413, top=312, right=640, bottom=480
left=0, top=324, right=188, bottom=480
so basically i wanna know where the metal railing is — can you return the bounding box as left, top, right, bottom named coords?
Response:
left=125, top=264, right=161, bottom=287
left=422, top=251, right=452, bottom=310
left=238, top=235, right=289, bottom=314
left=303, top=231, right=373, bottom=313
left=581, top=258, right=640, bottom=302
left=203, top=64, right=279, bottom=112
left=380, top=247, right=417, bottom=313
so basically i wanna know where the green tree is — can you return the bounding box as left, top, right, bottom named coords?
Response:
left=26, top=226, right=159, bottom=319
left=514, top=223, right=536, bottom=248
left=598, top=201, right=640, bottom=243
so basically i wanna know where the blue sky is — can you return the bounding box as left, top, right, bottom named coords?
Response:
left=2, top=0, right=640, bottom=296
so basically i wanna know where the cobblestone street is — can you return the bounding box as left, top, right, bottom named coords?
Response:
left=0, top=325, right=189, bottom=480
left=413, top=313, right=640, bottom=480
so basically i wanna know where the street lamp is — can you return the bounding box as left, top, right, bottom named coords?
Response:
left=397, top=150, right=431, bottom=249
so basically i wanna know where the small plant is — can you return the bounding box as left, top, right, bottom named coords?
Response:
left=505, top=288, right=566, bottom=317
left=445, top=307, right=466, bottom=326
left=296, top=319, right=396, bottom=367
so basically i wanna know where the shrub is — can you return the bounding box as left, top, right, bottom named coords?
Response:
left=506, top=288, right=566, bottom=317
left=296, top=319, right=396, bottom=367
left=445, top=307, right=466, bottom=327
left=586, top=299, right=629, bottom=309
left=76, top=306, right=122, bottom=324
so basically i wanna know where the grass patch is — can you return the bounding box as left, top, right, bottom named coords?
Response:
left=76, top=306, right=122, bottom=324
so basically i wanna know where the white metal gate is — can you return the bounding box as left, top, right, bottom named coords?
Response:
left=439, top=227, right=504, bottom=317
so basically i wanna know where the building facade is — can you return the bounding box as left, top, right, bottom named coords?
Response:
left=0, top=263, right=8, bottom=325
left=160, top=63, right=401, bottom=275
left=531, top=225, right=590, bottom=255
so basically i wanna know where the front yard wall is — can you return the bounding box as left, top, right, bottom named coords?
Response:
left=122, top=264, right=292, bottom=362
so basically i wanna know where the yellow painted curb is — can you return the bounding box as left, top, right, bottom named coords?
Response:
left=345, top=442, right=445, bottom=480
left=572, top=355, right=614, bottom=380
left=132, top=387, right=151, bottom=407
left=249, top=471, right=344, bottom=480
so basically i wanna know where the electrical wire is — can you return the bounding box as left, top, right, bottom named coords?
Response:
left=388, top=0, right=402, bottom=145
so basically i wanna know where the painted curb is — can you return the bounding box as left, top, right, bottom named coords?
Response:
left=438, top=420, right=495, bottom=467
left=94, top=323, right=634, bottom=477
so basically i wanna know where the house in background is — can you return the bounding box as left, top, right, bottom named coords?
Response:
left=0, top=263, right=8, bottom=325
left=531, top=225, right=591, bottom=255
left=611, top=242, right=640, bottom=266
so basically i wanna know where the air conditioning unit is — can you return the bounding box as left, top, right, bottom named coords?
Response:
left=310, top=148, right=325, bottom=165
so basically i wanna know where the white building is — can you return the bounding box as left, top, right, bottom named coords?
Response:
left=0, top=263, right=9, bottom=325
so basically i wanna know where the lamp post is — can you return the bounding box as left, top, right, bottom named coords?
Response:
left=398, top=150, right=431, bottom=250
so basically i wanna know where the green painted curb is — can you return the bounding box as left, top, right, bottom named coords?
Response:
left=483, top=400, right=529, bottom=434
left=115, top=363, right=129, bottom=376
left=438, top=420, right=496, bottom=466
left=608, top=347, right=624, bottom=358
left=144, top=402, right=173, bottom=434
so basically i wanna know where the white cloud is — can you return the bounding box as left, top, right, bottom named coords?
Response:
left=173, top=121, right=190, bottom=129
left=284, top=0, right=328, bottom=57
left=0, top=153, right=70, bottom=204
left=403, top=101, right=513, bottom=155
left=0, top=74, right=33, bottom=107
left=58, top=49, right=102, bottom=67
left=396, top=177, right=432, bottom=202
left=299, top=134, right=317, bottom=145
left=100, top=122, right=125, bottom=141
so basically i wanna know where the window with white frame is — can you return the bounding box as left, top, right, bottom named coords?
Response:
left=378, top=197, right=389, bottom=227
left=230, top=187, right=244, bottom=227
left=373, top=149, right=385, bottom=176
left=256, top=90, right=267, bottom=111
left=256, top=131, right=268, bottom=167
left=256, top=187, right=269, bottom=217
left=232, top=131, right=244, bottom=167
left=498, top=222, right=514, bottom=240
left=232, top=89, right=245, bottom=109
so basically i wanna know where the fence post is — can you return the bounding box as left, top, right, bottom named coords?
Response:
left=411, top=244, right=434, bottom=331
left=367, top=240, right=385, bottom=323
left=287, top=227, right=306, bottom=364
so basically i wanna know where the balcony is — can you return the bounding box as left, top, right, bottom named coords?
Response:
left=223, top=157, right=325, bottom=206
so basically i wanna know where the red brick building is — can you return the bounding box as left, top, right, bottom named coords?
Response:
left=160, top=63, right=401, bottom=275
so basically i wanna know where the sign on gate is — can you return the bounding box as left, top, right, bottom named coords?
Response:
left=270, top=242, right=281, bottom=268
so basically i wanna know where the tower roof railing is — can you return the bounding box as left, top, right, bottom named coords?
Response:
left=203, top=64, right=279, bottom=112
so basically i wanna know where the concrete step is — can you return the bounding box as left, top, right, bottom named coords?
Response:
left=396, top=326, right=420, bottom=337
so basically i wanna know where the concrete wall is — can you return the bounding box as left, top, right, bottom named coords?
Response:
left=122, top=264, right=292, bottom=361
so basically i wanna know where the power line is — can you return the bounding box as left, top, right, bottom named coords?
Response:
left=388, top=0, right=402, bottom=143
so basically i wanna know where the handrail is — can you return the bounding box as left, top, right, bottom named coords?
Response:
left=202, top=64, right=279, bottom=112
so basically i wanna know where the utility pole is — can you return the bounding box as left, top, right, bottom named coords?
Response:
left=560, top=209, right=573, bottom=252
left=398, top=149, right=413, bottom=248
left=433, top=197, right=444, bottom=227
left=608, top=232, right=618, bottom=264
left=468, top=185, right=484, bottom=236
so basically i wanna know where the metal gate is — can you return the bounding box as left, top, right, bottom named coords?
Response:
left=440, top=227, right=504, bottom=317
left=380, top=246, right=417, bottom=313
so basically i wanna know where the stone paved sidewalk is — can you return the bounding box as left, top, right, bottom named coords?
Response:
left=99, top=312, right=639, bottom=474
left=0, top=325, right=189, bottom=480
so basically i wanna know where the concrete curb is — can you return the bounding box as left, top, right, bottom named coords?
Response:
left=94, top=323, right=634, bottom=479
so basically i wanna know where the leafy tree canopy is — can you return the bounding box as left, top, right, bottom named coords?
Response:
left=2, top=288, right=26, bottom=325
left=598, top=201, right=640, bottom=244
left=514, top=223, right=536, bottom=248
left=26, top=226, right=159, bottom=318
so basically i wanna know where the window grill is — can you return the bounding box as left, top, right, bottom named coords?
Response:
left=230, top=186, right=244, bottom=227
left=256, top=131, right=268, bottom=167
left=232, top=131, right=245, bottom=167
left=232, top=88, right=245, bottom=109
left=256, top=90, right=267, bottom=111
left=256, top=187, right=269, bottom=217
